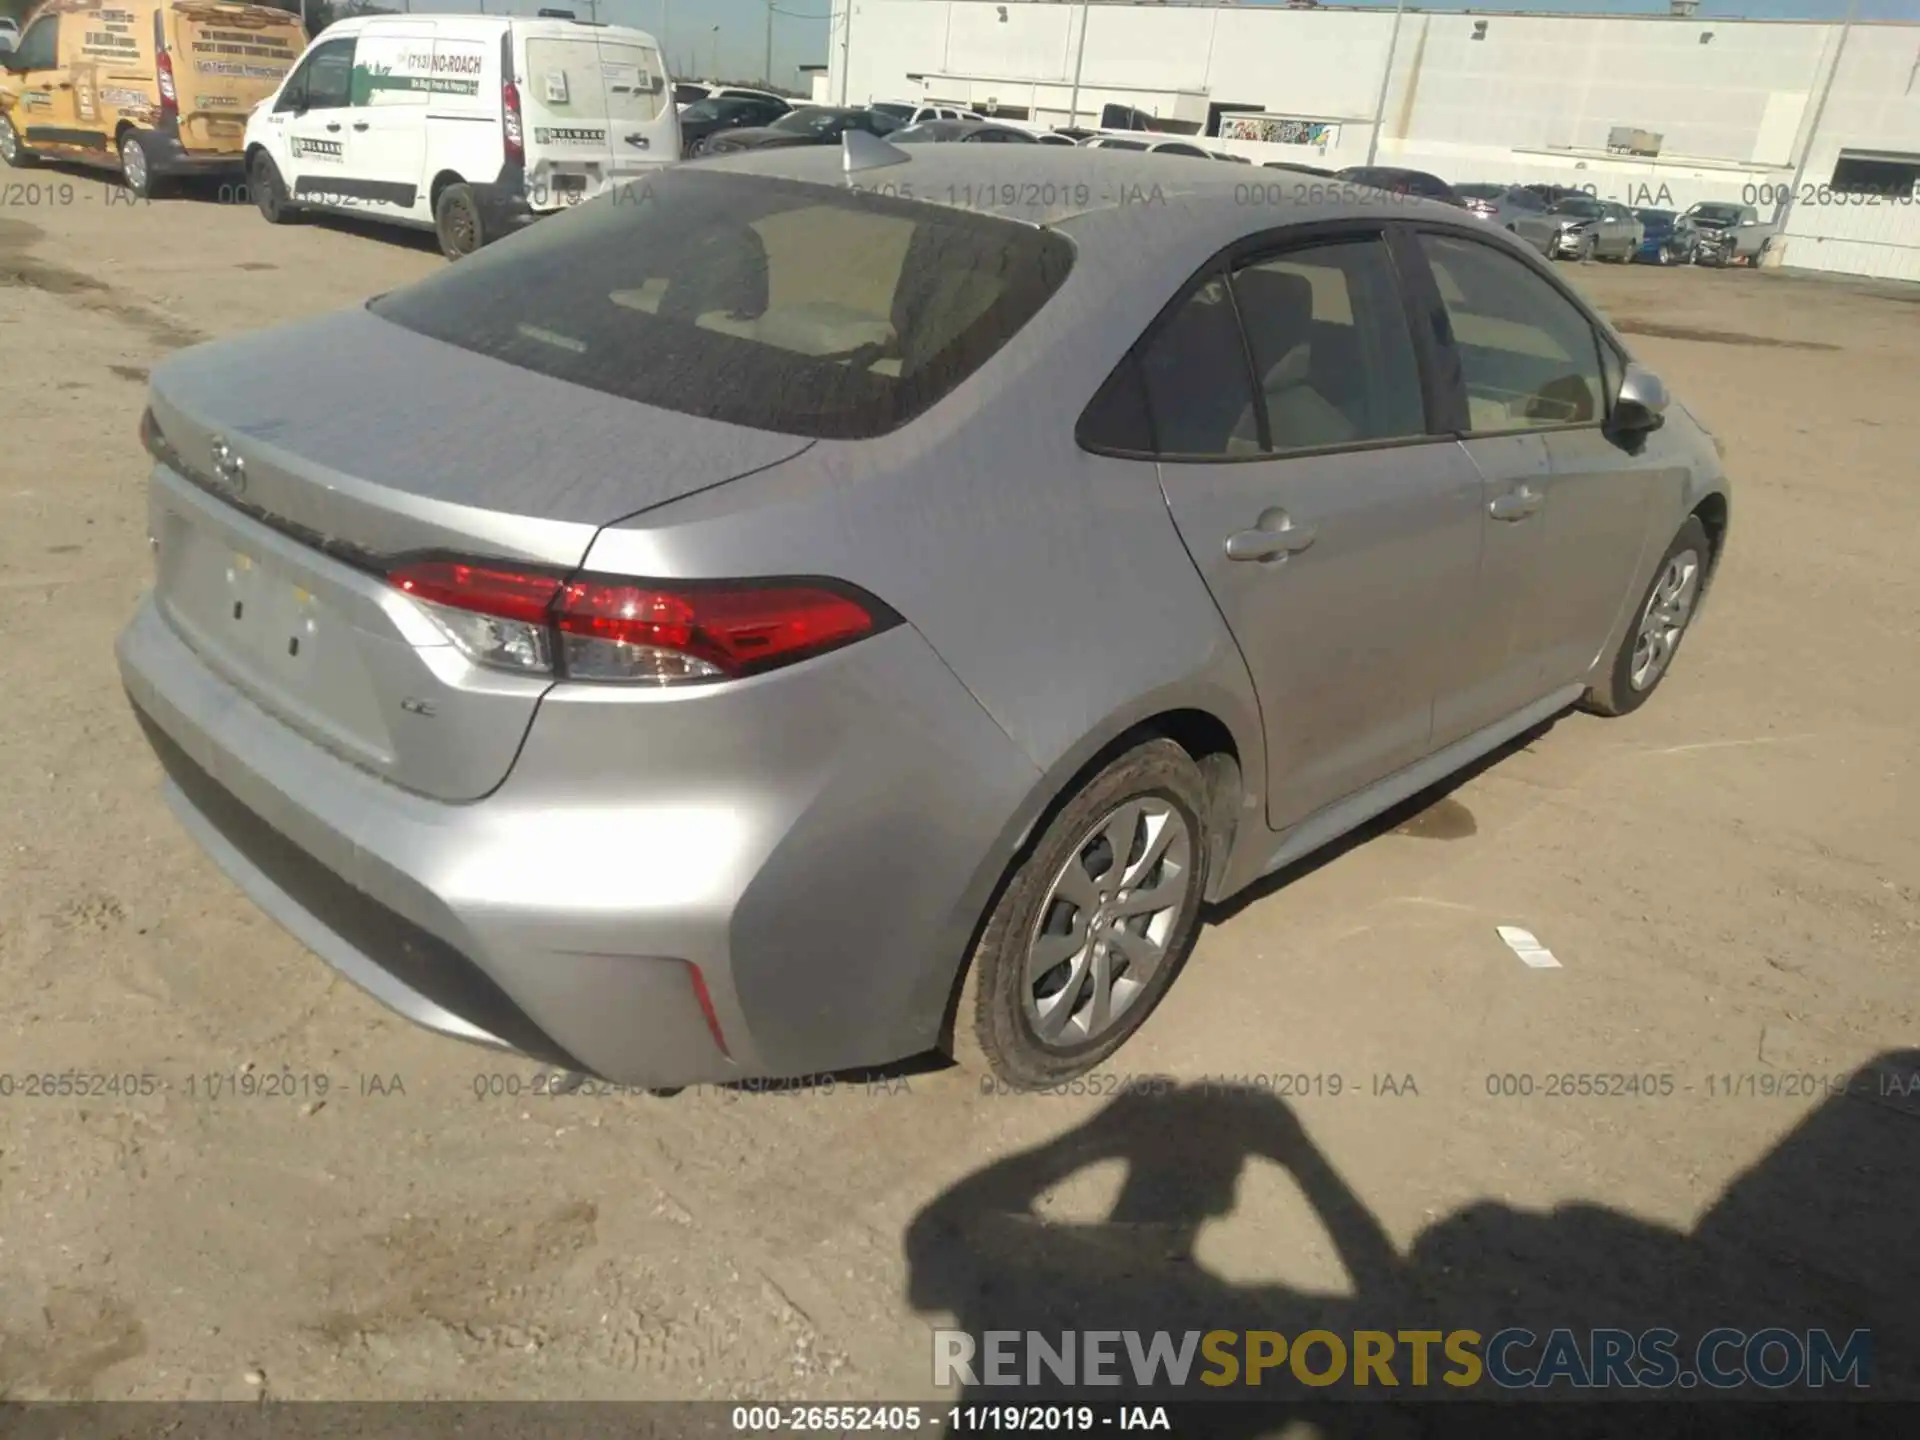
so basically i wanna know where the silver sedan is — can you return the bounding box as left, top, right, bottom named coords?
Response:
left=119, top=143, right=1731, bottom=1091
left=1526, top=195, right=1646, bottom=262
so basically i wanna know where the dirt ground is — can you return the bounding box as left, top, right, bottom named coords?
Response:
left=1, top=177, right=1916, bottom=1409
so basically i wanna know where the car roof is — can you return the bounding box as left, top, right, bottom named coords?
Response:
left=692, top=144, right=1478, bottom=249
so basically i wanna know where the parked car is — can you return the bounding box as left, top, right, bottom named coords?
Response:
left=891, top=119, right=1036, bottom=145
left=1679, top=201, right=1774, bottom=266
left=1080, top=134, right=1229, bottom=162
left=1336, top=166, right=1466, bottom=206
left=698, top=104, right=901, bottom=156
left=1455, top=182, right=1554, bottom=247
left=875, top=101, right=986, bottom=126
left=120, top=144, right=1729, bottom=1091
left=246, top=14, right=675, bottom=259
left=1537, top=195, right=1643, bottom=262
left=679, top=94, right=792, bottom=157
left=1, top=0, right=305, bottom=198
left=1033, top=131, right=1078, bottom=146
left=1633, top=208, right=1686, bottom=265
left=675, top=82, right=786, bottom=113
left=1521, top=182, right=1595, bottom=207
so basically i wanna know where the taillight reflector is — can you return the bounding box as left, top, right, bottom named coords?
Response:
left=155, top=51, right=178, bottom=121
left=502, top=80, right=526, bottom=163
left=386, top=559, right=894, bottom=686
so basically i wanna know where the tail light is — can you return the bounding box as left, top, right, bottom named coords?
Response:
left=155, top=50, right=178, bottom=122
left=502, top=80, right=525, bottom=164
left=387, top=559, right=899, bottom=686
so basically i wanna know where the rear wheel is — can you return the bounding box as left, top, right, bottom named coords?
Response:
left=433, top=182, right=484, bottom=260
left=0, top=116, right=35, bottom=169
left=119, top=130, right=168, bottom=200
left=1581, top=516, right=1711, bottom=718
left=950, top=739, right=1211, bottom=1090
left=249, top=151, right=299, bottom=225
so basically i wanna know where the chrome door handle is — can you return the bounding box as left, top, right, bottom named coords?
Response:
left=1225, top=509, right=1318, bottom=563
left=1489, top=485, right=1543, bottom=522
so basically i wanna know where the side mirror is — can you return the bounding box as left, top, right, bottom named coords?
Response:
left=1611, top=363, right=1669, bottom=435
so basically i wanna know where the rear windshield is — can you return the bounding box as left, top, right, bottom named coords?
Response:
left=368, top=169, right=1075, bottom=440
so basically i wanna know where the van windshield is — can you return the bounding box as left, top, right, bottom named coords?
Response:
left=368, top=169, right=1075, bottom=439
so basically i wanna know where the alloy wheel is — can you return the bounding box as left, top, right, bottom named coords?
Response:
left=1630, top=549, right=1701, bottom=692
left=121, top=136, right=148, bottom=195
left=1022, top=797, right=1195, bottom=1048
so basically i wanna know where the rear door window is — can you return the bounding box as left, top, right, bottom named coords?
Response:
left=1230, top=236, right=1426, bottom=453
left=1134, top=275, right=1261, bottom=458
left=368, top=169, right=1074, bottom=439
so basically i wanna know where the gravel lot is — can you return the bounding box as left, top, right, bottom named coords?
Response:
left=1, top=179, right=1916, bottom=1406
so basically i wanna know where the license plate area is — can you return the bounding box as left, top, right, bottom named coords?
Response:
left=155, top=511, right=397, bottom=766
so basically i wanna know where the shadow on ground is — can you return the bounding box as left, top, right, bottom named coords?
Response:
left=906, top=1052, right=1920, bottom=1437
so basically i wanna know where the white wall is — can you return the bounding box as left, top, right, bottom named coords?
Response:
left=828, top=2, right=1920, bottom=281
left=1771, top=27, right=1920, bottom=283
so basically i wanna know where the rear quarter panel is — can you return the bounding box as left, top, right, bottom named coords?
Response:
left=579, top=211, right=1271, bottom=906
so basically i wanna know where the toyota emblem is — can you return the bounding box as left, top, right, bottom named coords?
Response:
left=209, top=436, right=247, bottom=498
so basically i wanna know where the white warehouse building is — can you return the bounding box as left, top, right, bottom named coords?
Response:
left=820, top=1, right=1920, bottom=282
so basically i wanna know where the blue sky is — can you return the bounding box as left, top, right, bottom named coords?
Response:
left=374, top=0, right=1920, bottom=94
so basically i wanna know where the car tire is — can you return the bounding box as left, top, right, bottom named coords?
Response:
left=1580, top=516, right=1712, bottom=718
left=433, top=182, right=485, bottom=260
left=249, top=151, right=300, bottom=225
left=1577, top=235, right=1597, bottom=263
left=119, top=130, right=168, bottom=200
left=950, top=739, right=1212, bottom=1090
left=1657, top=242, right=1676, bottom=266
left=0, top=115, right=36, bottom=169
left=118, top=130, right=172, bottom=200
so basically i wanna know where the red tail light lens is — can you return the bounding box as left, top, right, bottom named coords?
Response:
left=156, top=51, right=178, bottom=121
left=386, top=560, right=896, bottom=685
left=502, top=80, right=525, bottom=164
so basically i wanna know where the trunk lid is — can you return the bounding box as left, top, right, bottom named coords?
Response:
left=166, top=2, right=306, bottom=155
left=144, top=305, right=812, bottom=801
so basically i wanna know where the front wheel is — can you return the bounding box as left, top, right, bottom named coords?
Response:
left=249, top=151, right=300, bottom=225
left=0, top=116, right=36, bottom=169
left=949, top=739, right=1211, bottom=1090
left=433, top=182, right=484, bottom=260
left=1581, top=516, right=1711, bottom=718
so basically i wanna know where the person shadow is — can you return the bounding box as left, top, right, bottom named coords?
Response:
left=905, top=1053, right=1920, bottom=1439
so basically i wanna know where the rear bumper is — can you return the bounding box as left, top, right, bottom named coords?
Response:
left=147, top=119, right=246, bottom=177
left=117, top=595, right=1038, bottom=1087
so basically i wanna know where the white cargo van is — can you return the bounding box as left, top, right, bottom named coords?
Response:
left=243, top=13, right=675, bottom=257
